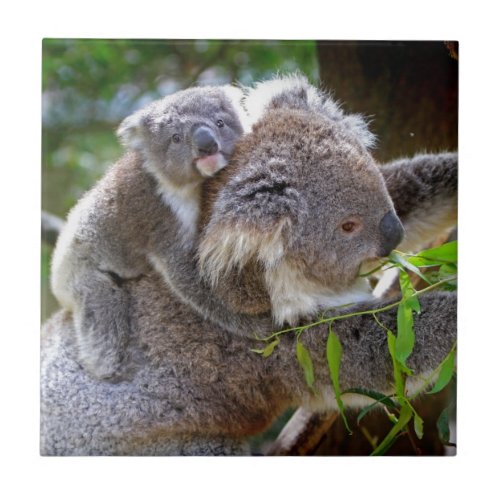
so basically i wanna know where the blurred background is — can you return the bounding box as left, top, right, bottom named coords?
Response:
left=41, top=39, right=458, bottom=455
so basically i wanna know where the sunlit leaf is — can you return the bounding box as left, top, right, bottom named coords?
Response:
left=353, top=390, right=398, bottom=424
left=342, top=388, right=397, bottom=408
left=296, top=341, right=315, bottom=390
left=416, top=241, right=457, bottom=264
left=326, top=328, right=352, bottom=433
left=371, top=404, right=413, bottom=456
left=262, top=339, right=280, bottom=358
left=413, top=412, right=424, bottom=439
left=427, top=350, right=456, bottom=394
left=406, top=255, right=443, bottom=268
left=395, top=301, right=415, bottom=374
left=390, top=252, right=431, bottom=285
left=387, top=330, right=406, bottom=404
left=399, top=271, right=420, bottom=313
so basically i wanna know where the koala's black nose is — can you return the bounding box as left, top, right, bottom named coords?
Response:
left=378, top=211, right=404, bottom=257
left=193, top=126, right=219, bottom=156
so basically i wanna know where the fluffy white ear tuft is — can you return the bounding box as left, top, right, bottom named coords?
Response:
left=116, top=110, right=147, bottom=151
left=244, top=74, right=376, bottom=149
left=198, top=221, right=286, bottom=287
left=243, top=73, right=318, bottom=125
left=221, top=84, right=252, bottom=133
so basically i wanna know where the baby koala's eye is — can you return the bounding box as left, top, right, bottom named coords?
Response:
left=172, top=134, right=181, bottom=143
left=216, top=119, right=225, bottom=128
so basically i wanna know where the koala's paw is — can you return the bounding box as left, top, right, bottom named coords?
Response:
left=74, top=305, right=131, bottom=382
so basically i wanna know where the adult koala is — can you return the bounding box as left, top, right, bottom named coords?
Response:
left=40, top=77, right=457, bottom=455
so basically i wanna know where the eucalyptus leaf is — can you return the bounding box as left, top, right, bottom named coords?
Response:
left=326, top=329, right=352, bottom=433
left=413, top=412, right=424, bottom=440
left=371, top=404, right=413, bottom=456
left=395, top=301, right=415, bottom=374
left=427, top=349, right=456, bottom=394
left=417, top=240, right=457, bottom=264
left=406, top=255, right=443, bottom=268
left=437, top=407, right=450, bottom=444
left=390, top=252, right=431, bottom=284
left=355, top=392, right=398, bottom=424
left=386, top=330, right=406, bottom=403
left=342, top=388, right=397, bottom=409
left=262, top=339, right=280, bottom=358
left=296, top=341, right=315, bottom=390
left=399, top=271, right=420, bottom=313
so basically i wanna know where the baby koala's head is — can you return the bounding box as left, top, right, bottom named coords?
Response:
left=117, top=85, right=247, bottom=187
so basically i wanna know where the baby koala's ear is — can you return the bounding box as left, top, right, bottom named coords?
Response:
left=116, top=109, right=148, bottom=151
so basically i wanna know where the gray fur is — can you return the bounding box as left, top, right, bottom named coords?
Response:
left=381, top=152, right=458, bottom=252
left=42, top=76, right=457, bottom=455
left=41, top=279, right=456, bottom=455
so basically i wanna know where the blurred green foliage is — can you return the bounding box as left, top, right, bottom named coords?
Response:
left=42, top=39, right=319, bottom=321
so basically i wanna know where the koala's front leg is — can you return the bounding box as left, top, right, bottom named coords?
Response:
left=380, top=152, right=457, bottom=252
left=72, top=268, right=131, bottom=381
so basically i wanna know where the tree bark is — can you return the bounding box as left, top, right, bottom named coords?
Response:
left=317, top=41, right=458, bottom=163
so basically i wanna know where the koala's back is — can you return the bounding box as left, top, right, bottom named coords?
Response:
left=51, top=152, right=174, bottom=307
left=40, top=273, right=288, bottom=455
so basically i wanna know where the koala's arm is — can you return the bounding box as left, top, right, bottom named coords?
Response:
left=272, top=291, right=456, bottom=408
left=50, top=188, right=140, bottom=381
left=149, top=241, right=276, bottom=337
left=380, top=152, right=457, bottom=252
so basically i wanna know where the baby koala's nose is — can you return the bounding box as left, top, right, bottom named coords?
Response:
left=193, top=126, right=219, bottom=156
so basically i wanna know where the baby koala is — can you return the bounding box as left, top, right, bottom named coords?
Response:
left=51, top=85, right=248, bottom=381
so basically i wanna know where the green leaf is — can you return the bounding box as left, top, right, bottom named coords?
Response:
left=399, top=271, right=420, bottom=313
left=250, top=348, right=266, bottom=354
left=413, top=412, right=424, bottom=439
left=262, top=339, right=280, bottom=358
left=427, top=350, right=456, bottom=394
left=387, top=330, right=406, bottom=405
left=406, top=255, right=443, bottom=268
left=439, top=262, right=457, bottom=277
left=390, top=252, right=432, bottom=285
left=395, top=301, right=415, bottom=374
left=296, top=341, right=315, bottom=390
left=342, top=388, right=397, bottom=409
left=437, top=407, right=450, bottom=444
left=354, top=391, right=398, bottom=425
left=371, top=404, right=413, bottom=456
left=250, top=338, right=280, bottom=357
left=326, top=329, right=352, bottom=433
left=416, top=240, right=457, bottom=264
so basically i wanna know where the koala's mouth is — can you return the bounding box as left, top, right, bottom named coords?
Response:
left=358, top=257, right=386, bottom=278
left=195, top=152, right=228, bottom=177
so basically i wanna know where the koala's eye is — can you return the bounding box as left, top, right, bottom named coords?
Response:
left=172, top=134, right=181, bottom=143
left=216, top=119, right=225, bottom=128
left=341, top=221, right=358, bottom=233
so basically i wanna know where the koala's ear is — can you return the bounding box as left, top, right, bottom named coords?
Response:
left=116, top=110, right=148, bottom=151
left=245, top=74, right=376, bottom=149
left=244, top=73, right=316, bottom=123
left=199, top=159, right=303, bottom=286
left=221, top=84, right=252, bottom=133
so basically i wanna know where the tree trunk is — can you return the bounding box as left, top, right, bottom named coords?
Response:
left=317, top=41, right=458, bottom=163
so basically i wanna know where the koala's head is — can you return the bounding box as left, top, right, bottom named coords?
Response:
left=199, top=79, right=404, bottom=325
left=117, top=85, right=247, bottom=187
